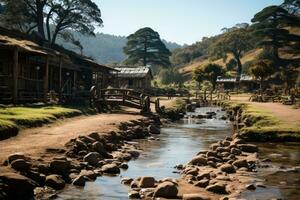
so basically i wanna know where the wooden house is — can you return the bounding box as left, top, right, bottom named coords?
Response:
left=216, top=75, right=258, bottom=91
left=0, top=27, right=117, bottom=104
left=112, top=66, right=153, bottom=90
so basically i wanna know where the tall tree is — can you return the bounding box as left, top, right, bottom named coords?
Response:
left=123, top=27, right=171, bottom=67
left=250, top=60, right=274, bottom=93
left=251, top=4, right=300, bottom=63
left=0, top=0, right=103, bottom=46
left=209, top=27, right=253, bottom=77
left=193, top=63, right=224, bottom=91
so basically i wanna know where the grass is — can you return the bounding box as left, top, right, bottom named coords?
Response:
left=0, top=105, right=95, bottom=139
left=222, top=101, right=300, bottom=142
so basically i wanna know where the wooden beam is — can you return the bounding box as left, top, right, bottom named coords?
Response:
left=44, top=56, right=49, bottom=102
left=59, top=57, right=62, bottom=99
left=12, top=47, right=18, bottom=104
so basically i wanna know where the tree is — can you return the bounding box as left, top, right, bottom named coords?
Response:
left=158, top=68, right=184, bottom=85
left=251, top=4, right=300, bottom=63
left=123, top=27, right=171, bottom=67
left=209, top=27, right=253, bottom=77
left=0, top=0, right=103, bottom=46
left=250, top=60, right=274, bottom=93
left=193, top=63, right=224, bottom=91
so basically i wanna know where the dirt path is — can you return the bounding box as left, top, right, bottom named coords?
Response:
left=0, top=112, right=144, bottom=162
left=231, top=95, right=300, bottom=124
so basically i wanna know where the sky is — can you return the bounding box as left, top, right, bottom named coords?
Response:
left=94, top=0, right=283, bottom=45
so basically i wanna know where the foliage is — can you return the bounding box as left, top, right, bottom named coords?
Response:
left=209, top=27, right=253, bottom=76
left=123, top=27, right=171, bottom=67
left=170, top=36, right=219, bottom=67
left=0, top=0, right=103, bottom=46
left=249, top=60, right=274, bottom=92
left=193, top=63, right=225, bottom=90
left=158, top=68, right=184, bottom=85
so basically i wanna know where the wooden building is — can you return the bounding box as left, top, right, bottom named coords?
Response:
left=112, top=66, right=153, bottom=90
left=0, top=27, right=117, bottom=104
left=216, top=75, right=258, bottom=91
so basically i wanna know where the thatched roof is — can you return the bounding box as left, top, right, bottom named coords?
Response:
left=113, top=66, right=153, bottom=78
left=0, top=35, right=50, bottom=55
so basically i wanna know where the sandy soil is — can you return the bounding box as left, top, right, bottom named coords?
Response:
left=0, top=111, right=144, bottom=162
left=231, top=95, right=300, bottom=124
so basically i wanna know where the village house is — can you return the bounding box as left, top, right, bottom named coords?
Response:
left=0, top=27, right=117, bottom=104
left=216, top=75, right=258, bottom=91
left=112, top=66, right=153, bottom=90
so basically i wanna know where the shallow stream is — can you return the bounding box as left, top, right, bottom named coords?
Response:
left=57, top=107, right=300, bottom=200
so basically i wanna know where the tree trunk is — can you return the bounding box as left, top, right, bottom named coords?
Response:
left=260, top=78, right=263, bottom=95
left=236, top=57, right=242, bottom=76
left=36, top=0, right=45, bottom=39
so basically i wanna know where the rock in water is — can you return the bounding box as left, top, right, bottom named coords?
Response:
left=45, top=174, right=65, bottom=190
left=72, top=175, right=85, bottom=187
left=188, top=155, right=207, bottom=166
left=232, top=159, right=249, bottom=168
left=0, top=172, right=37, bottom=200
left=237, top=144, right=258, bottom=153
left=83, top=152, right=101, bottom=166
left=101, top=164, right=120, bottom=174
left=138, top=176, right=155, bottom=188
left=148, top=125, right=160, bottom=134
left=154, top=181, right=178, bottom=198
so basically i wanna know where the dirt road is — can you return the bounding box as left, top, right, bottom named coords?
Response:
left=231, top=95, right=300, bottom=124
left=0, top=112, right=144, bottom=161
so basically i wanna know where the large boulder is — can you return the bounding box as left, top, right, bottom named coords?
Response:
left=148, top=125, right=160, bottom=134
left=101, top=164, right=120, bottom=174
left=188, top=155, right=207, bottom=166
left=92, top=141, right=105, bottom=154
left=153, top=181, right=178, bottom=198
left=83, top=152, right=101, bottom=166
left=138, top=176, right=155, bottom=188
left=206, top=183, right=228, bottom=194
left=220, top=164, right=236, bottom=173
left=0, top=172, right=37, bottom=200
left=183, top=193, right=211, bottom=200
left=10, top=159, right=31, bottom=171
left=45, top=174, right=65, bottom=190
left=237, top=144, right=258, bottom=153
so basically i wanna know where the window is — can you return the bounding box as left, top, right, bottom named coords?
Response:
left=128, top=79, right=133, bottom=86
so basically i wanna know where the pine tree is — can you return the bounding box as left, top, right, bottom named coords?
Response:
left=123, top=27, right=171, bottom=67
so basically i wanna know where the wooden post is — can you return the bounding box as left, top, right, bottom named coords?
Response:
left=12, top=47, right=19, bottom=104
left=59, top=56, right=62, bottom=99
left=44, top=56, right=49, bottom=102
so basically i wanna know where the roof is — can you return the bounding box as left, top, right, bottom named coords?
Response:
left=0, top=35, right=50, bottom=56
left=113, top=66, right=153, bottom=78
left=217, top=75, right=254, bottom=83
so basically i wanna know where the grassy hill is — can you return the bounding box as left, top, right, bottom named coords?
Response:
left=179, top=27, right=300, bottom=78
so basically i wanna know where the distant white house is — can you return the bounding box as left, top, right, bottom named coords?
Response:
left=112, top=66, right=153, bottom=89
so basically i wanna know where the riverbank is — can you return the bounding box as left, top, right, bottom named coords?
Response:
left=221, top=101, right=300, bottom=142
left=0, top=111, right=164, bottom=199
left=0, top=105, right=95, bottom=140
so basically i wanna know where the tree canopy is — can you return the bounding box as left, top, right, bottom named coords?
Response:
left=193, top=63, right=225, bottom=91
left=209, top=27, right=253, bottom=77
left=0, top=0, right=103, bottom=46
left=250, top=60, right=274, bottom=92
left=123, top=27, right=171, bottom=67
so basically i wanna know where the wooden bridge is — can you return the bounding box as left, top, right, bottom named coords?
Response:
left=90, top=87, right=159, bottom=112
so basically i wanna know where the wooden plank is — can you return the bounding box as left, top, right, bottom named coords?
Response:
left=12, top=47, right=18, bottom=104
left=44, top=56, right=49, bottom=102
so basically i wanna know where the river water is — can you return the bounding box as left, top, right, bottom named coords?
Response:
left=57, top=107, right=300, bottom=200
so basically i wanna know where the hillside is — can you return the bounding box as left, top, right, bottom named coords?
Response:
left=179, top=27, right=300, bottom=78
left=57, top=32, right=182, bottom=64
